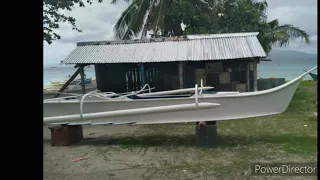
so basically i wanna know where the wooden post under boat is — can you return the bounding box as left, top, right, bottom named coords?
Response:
left=79, top=65, right=86, bottom=94
left=54, top=68, right=80, bottom=98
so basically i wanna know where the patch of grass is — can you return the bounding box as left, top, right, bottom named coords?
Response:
left=286, top=82, right=317, bottom=113
left=86, top=132, right=316, bottom=157
left=300, top=80, right=317, bottom=87
left=87, top=80, right=317, bottom=146
left=77, top=80, right=317, bottom=179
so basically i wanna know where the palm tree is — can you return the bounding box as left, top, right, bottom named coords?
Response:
left=110, top=0, right=212, bottom=40
left=215, top=0, right=310, bottom=54
left=258, top=20, right=310, bottom=54
left=111, top=0, right=310, bottom=54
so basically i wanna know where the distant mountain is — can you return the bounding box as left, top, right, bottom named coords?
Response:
left=268, top=49, right=317, bottom=61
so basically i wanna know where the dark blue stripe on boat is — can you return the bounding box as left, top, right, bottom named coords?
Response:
left=61, top=91, right=222, bottom=100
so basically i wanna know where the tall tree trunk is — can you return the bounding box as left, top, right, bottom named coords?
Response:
left=141, top=24, right=148, bottom=39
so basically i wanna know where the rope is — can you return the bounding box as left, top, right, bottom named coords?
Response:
left=44, top=85, right=154, bottom=101
left=114, top=84, right=152, bottom=99
left=80, top=90, right=101, bottom=120
left=78, top=84, right=154, bottom=120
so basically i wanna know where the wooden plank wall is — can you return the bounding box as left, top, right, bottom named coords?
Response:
left=94, top=64, right=127, bottom=93
left=126, top=66, right=161, bottom=91
left=94, top=60, right=256, bottom=93
left=95, top=63, right=166, bottom=93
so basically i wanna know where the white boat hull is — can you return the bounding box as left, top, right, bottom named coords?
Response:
left=43, top=66, right=318, bottom=125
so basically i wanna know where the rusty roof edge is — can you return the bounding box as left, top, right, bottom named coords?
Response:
left=76, top=32, right=259, bottom=46
left=76, top=35, right=188, bottom=46
left=186, top=32, right=259, bottom=39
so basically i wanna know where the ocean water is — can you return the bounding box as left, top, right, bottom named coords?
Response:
left=257, top=58, right=317, bottom=80
left=43, top=66, right=96, bottom=88
left=43, top=59, right=317, bottom=88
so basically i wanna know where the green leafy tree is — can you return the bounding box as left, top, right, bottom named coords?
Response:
left=166, top=0, right=219, bottom=36
left=113, top=0, right=309, bottom=54
left=43, top=0, right=103, bottom=45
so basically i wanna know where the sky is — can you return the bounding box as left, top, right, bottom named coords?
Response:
left=43, top=0, right=317, bottom=66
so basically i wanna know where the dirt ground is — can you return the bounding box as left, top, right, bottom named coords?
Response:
left=43, top=124, right=316, bottom=180
left=44, top=124, right=208, bottom=180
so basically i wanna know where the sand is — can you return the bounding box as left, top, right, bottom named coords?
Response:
left=44, top=123, right=317, bottom=180
left=43, top=125, right=203, bottom=180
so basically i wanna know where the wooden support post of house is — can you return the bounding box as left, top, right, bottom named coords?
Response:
left=79, top=65, right=86, bottom=94
left=253, top=59, right=258, bottom=91
left=94, top=65, right=101, bottom=91
left=54, top=68, right=81, bottom=98
left=179, top=62, right=184, bottom=89
left=140, top=63, right=146, bottom=87
left=246, top=62, right=250, bottom=92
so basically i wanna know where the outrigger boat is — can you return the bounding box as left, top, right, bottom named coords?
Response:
left=43, top=66, right=317, bottom=126
left=50, top=78, right=93, bottom=87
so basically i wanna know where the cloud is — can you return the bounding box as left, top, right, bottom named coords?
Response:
left=43, top=0, right=317, bottom=65
left=273, top=34, right=317, bottom=54
left=43, top=1, right=129, bottom=65
left=265, top=0, right=317, bottom=53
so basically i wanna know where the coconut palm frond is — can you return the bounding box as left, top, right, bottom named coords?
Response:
left=147, top=0, right=167, bottom=36
left=275, top=24, right=310, bottom=44
left=267, top=19, right=279, bottom=29
left=129, top=0, right=153, bottom=37
left=113, top=2, right=137, bottom=39
left=272, top=31, right=290, bottom=47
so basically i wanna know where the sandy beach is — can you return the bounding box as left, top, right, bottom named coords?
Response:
left=43, top=124, right=208, bottom=180
left=43, top=122, right=317, bottom=180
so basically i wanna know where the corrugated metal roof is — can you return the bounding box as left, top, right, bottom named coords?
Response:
left=63, top=32, right=266, bottom=64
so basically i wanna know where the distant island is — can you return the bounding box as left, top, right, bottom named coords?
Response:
left=268, top=49, right=317, bottom=61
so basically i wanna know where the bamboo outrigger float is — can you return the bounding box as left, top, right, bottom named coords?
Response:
left=43, top=66, right=317, bottom=126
